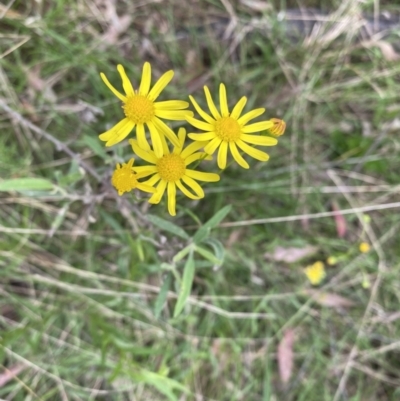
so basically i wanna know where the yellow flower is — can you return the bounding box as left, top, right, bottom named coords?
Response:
left=129, top=128, right=220, bottom=216
left=268, top=118, right=286, bottom=137
left=186, top=84, right=280, bottom=169
left=326, top=256, right=338, bottom=266
left=111, top=158, right=156, bottom=196
left=359, top=242, right=370, bottom=253
left=99, top=63, right=193, bottom=157
left=304, top=261, right=326, bottom=286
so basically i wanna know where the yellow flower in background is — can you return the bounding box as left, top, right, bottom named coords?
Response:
left=359, top=242, right=370, bottom=253
left=129, top=128, right=220, bottom=216
left=326, top=256, right=338, bottom=266
left=111, top=159, right=156, bottom=196
left=99, top=63, right=193, bottom=157
left=186, top=83, right=281, bottom=169
left=304, top=261, right=326, bottom=286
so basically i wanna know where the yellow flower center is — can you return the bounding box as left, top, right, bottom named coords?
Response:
left=157, top=153, right=186, bottom=182
left=123, top=95, right=155, bottom=124
left=111, top=163, right=138, bottom=195
left=215, top=116, right=242, bottom=142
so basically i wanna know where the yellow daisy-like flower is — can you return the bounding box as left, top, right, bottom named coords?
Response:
left=129, top=128, right=220, bottom=216
left=99, top=63, right=193, bottom=157
left=111, top=158, right=156, bottom=196
left=186, top=83, right=281, bottom=169
left=304, top=261, right=326, bottom=286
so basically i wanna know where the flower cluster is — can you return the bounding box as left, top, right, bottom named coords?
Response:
left=99, top=63, right=286, bottom=216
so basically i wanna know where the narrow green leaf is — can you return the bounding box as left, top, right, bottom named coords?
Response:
left=0, top=178, right=54, bottom=192
left=134, top=368, right=189, bottom=401
left=173, top=250, right=195, bottom=318
left=191, top=226, right=210, bottom=245
left=82, top=135, right=108, bottom=159
left=194, top=245, right=222, bottom=266
left=173, top=245, right=191, bottom=263
left=147, top=214, right=189, bottom=240
left=202, top=204, right=232, bottom=230
left=203, top=238, right=225, bottom=265
left=154, top=272, right=172, bottom=318
left=193, top=204, right=232, bottom=243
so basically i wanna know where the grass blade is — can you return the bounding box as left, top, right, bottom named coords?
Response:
left=193, top=205, right=232, bottom=243
left=0, top=178, right=54, bottom=192
left=154, top=272, right=172, bottom=318
left=173, top=249, right=195, bottom=317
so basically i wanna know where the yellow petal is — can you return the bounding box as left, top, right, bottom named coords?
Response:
left=137, top=183, right=157, bottom=193
left=185, top=169, right=220, bottom=182
left=142, top=173, right=161, bottom=186
left=187, top=132, right=216, bottom=142
left=136, top=123, right=151, bottom=151
left=230, top=96, right=247, bottom=119
left=99, top=118, right=130, bottom=141
left=181, top=175, right=204, bottom=198
left=237, top=108, right=265, bottom=126
left=148, top=180, right=167, bottom=204
left=147, top=120, right=163, bottom=158
left=240, top=134, right=278, bottom=146
left=133, top=166, right=158, bottom=177
left=176, top=179, right=201, bottom=199
left=173, top=127, right=186, bottom=154
left=160, top=130, right=170, bottom=155
left=242, top=121, right=274, bottom=133
left=217, top=140, right=228, bottom=169
left=154, top=100, right=190, bottom=110
left=148, top=70, right=174, bottom=101
left=203, top=86, right=221, bottom=120
left=184, top=152, right=208, bottom=166
left=229, top=142, right=249, bottom=169
left=236, top=140, right=269, bottom=161
left=129, top=139, right=158, bottom=164
left=181, top=140, right=210, bottom=159
left=100, top=72, right=127, bottom=102
left=105, top=121, right=135, bottom=147
left=167, top=182, right=177, bottom=216
left=204, top=137, right=222, bottom=155
left=186, top=116, right=214, bottom=131
left=189, top=95, right=215, bottom=124
left=219, top=83, right=229, bottom=117
left=152, top=117, right=180, bottom=147
left=155, top=109, right=193, bottom=120
left=117, top=64, right=134, bottom=96
left=139, top=62, right=151, bottom=96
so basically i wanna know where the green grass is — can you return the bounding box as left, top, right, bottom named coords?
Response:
left=1, top=0, right=400, bottom=400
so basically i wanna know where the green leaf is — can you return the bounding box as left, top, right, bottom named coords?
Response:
left=0, top=178, right=54, bottom=192
left=193, top=205, right=232, bottom=243
left=135, top=369, right=189, bottom=401
left=194, top=245, right=222, bottom=266
left=173, top=250, right=195, bottom=318
left=203, top=238, right=225, bottom=265
left=147, top=214, right=189, bottom=240
left=172, top=245, right=191, bottom=263
left=154, top=272, right=172, bottom=318
left=192, top=226, right=211, bottom=244
left=81, top=135, right=108, bottom=159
